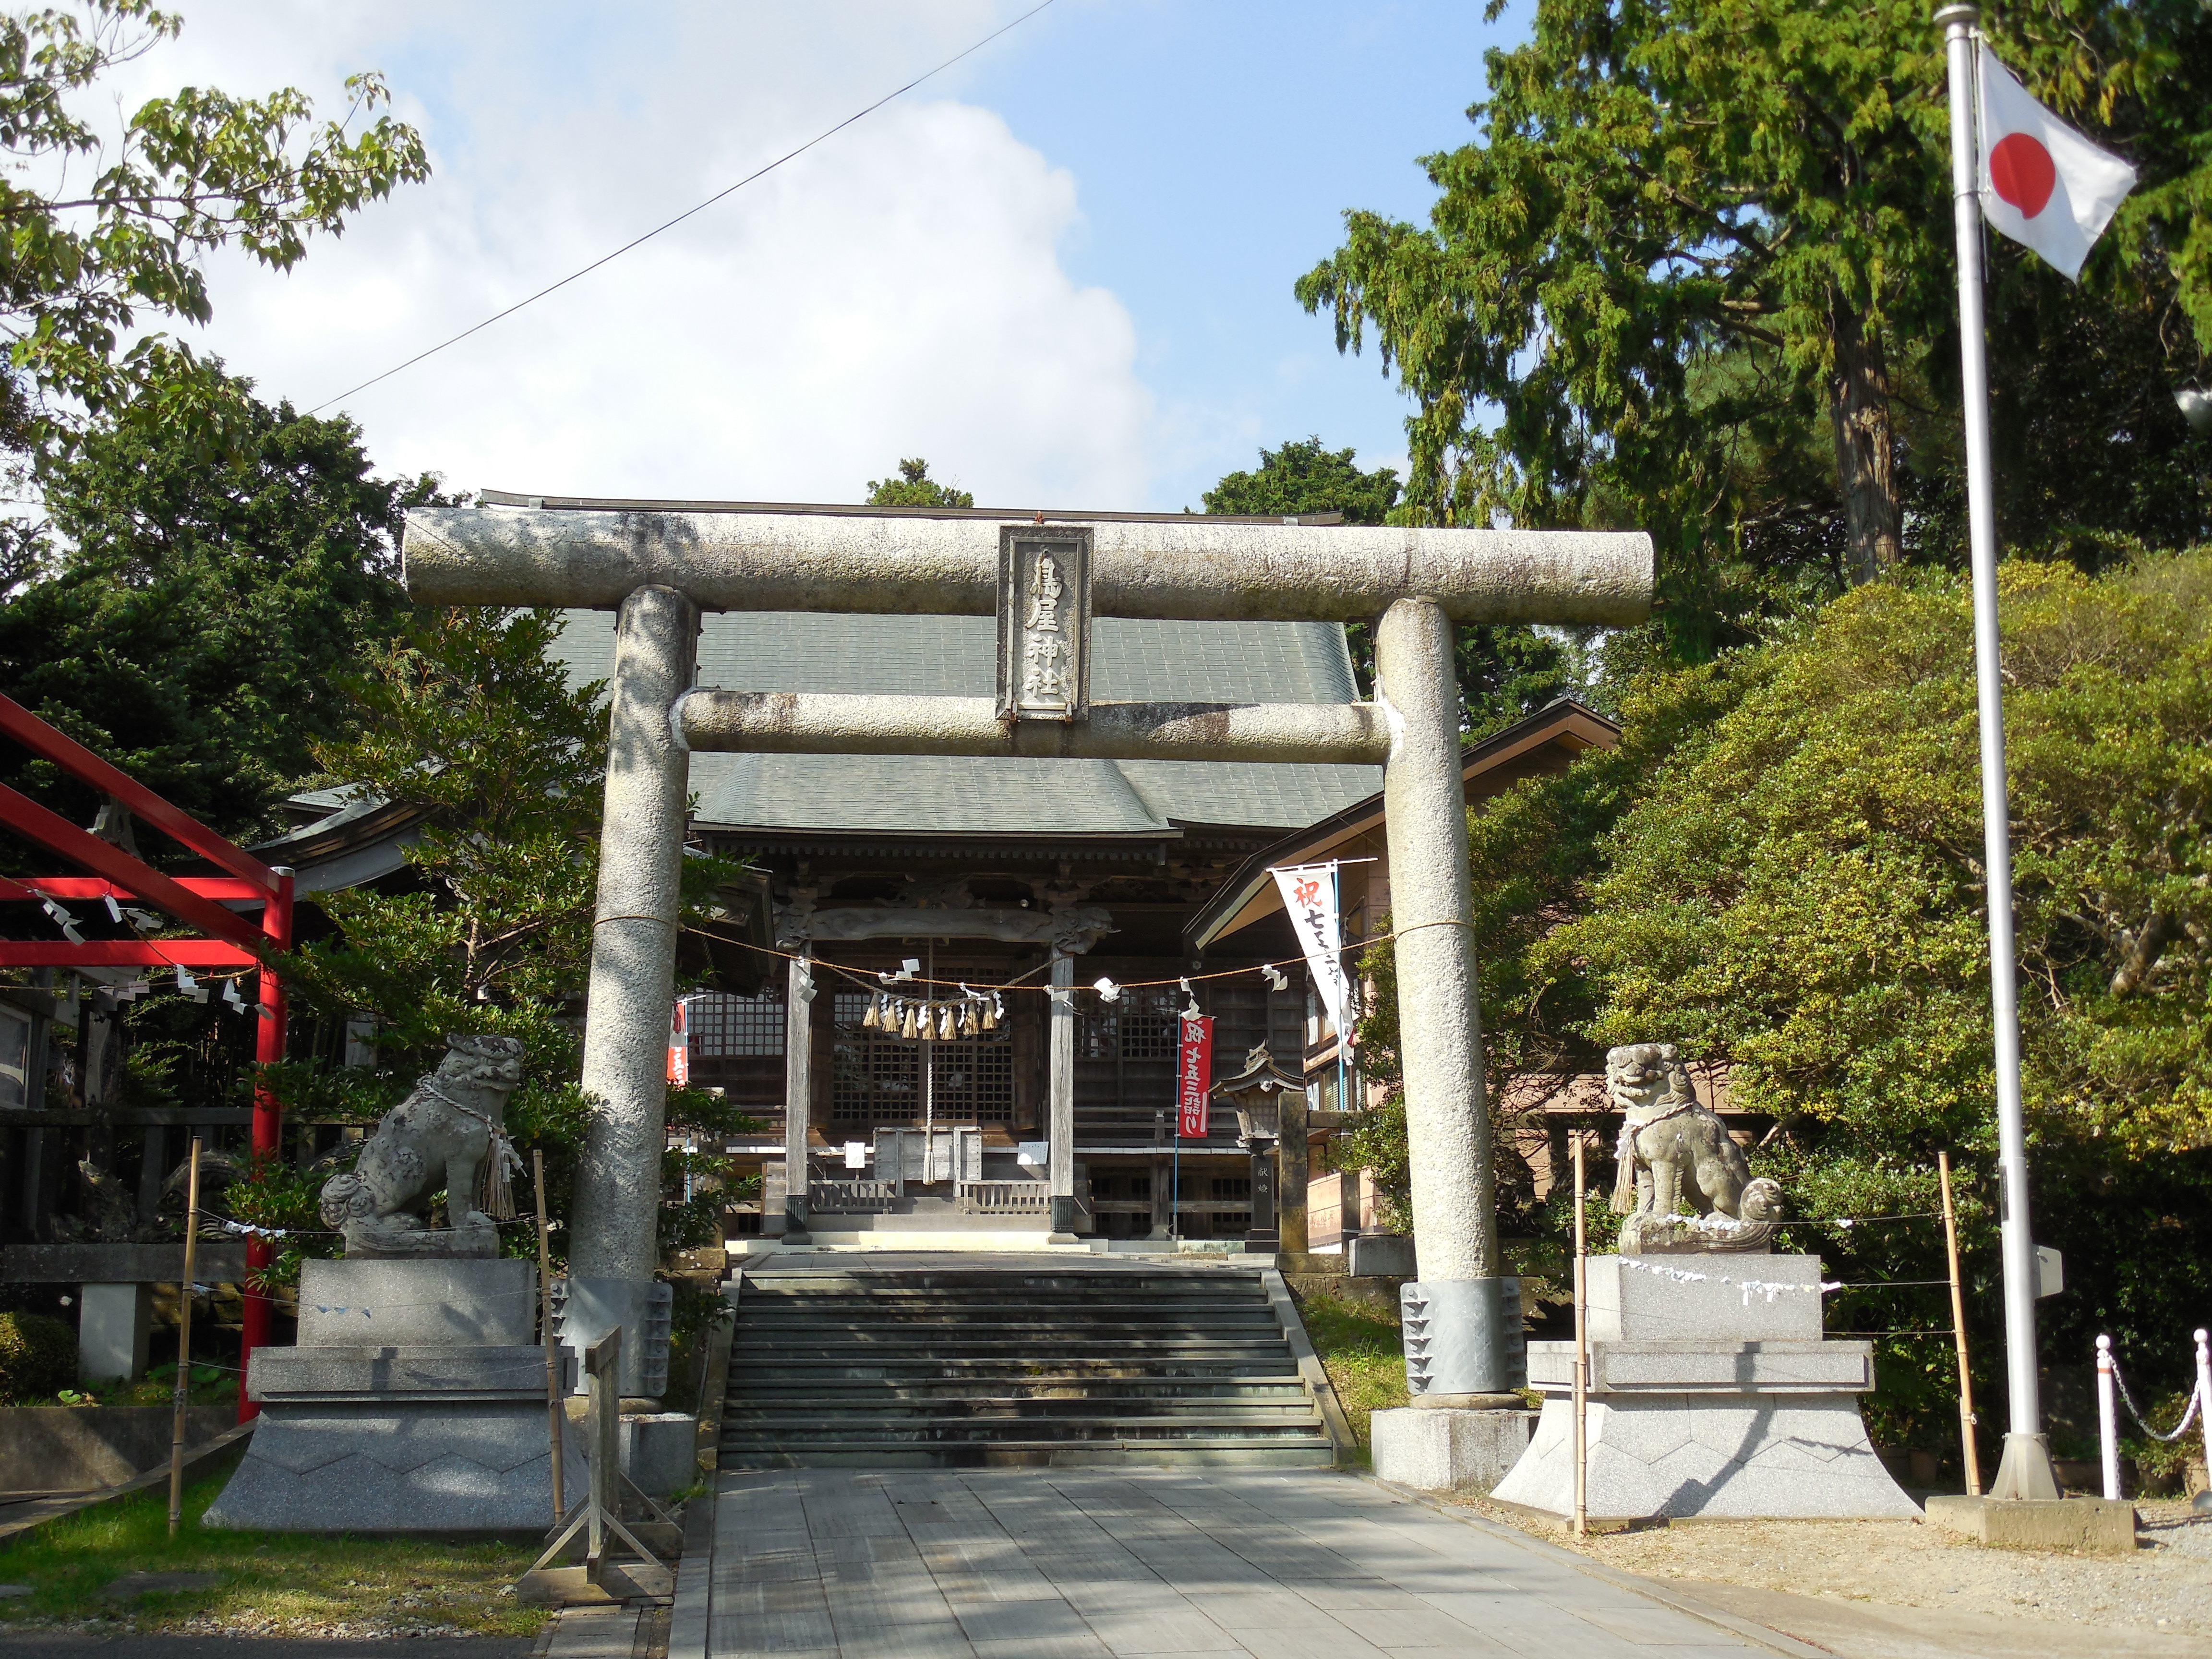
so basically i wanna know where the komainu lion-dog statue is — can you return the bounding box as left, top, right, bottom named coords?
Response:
left=319, top=1034, right=526, bottom=1258
left=1606, top=1041, right=1784, bottom=1254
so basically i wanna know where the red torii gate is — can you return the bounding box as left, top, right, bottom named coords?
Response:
left=0, top=693, right=293, bottom=1421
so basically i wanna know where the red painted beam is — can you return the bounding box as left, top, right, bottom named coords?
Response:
left=0, top=694, right=280, bottom=895
left=0, top=876, right=268, bottom=903
left=240, top=871, right=293, bottom=1423
left=0, top=784, right=263, bottom=950
left=0, top=940, right=258, bottom=967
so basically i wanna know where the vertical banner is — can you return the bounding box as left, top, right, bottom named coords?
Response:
left=667, top=998, right=691, bottom=1087
left=1271, top=863, right=1352, bottom=1032
left=1176, top=1014, right=1214, bottom=1138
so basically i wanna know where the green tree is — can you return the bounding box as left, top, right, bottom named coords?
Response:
left=1383, top=550, right=2212, bottom=1435
left=1203, top=435, right=1402, bottom=525
left=865, top=458, right=973, bottom=508
left=0, top=0, right=428, bottom=436
left=1297, top=0, right=2212, bottom=661
left=246, top=608, right=757, bottom=1275
left=0, top=354, right=440, bottom=842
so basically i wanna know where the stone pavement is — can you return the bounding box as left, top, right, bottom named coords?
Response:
left=690, top=1467, right=1769, bottom=1658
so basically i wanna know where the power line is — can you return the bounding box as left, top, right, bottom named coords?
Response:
left=307, top=0, right=1060, bottom=415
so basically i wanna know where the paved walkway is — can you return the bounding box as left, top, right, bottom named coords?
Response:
left=694, top=1468, right=1762, bottom=1658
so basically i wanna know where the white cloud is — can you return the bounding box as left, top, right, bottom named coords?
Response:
left=103, top=1, right=1151, bottom=505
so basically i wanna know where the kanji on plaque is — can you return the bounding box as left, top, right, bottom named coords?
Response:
left=1176, top=1014, right=1214, bottom=1138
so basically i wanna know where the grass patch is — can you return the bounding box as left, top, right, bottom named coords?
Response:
left=0, top=1471, right=547, bottom=1638
left=54, top=1362, right=235, bottom=1410
left=1296, top=1290, right=1408, bottom=1454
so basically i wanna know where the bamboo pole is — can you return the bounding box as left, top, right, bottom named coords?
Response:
left=1573, top=1130, right=1589, bottom=1538
left=534, top=1148, right=565, bottom=1522
left=1939, top=1151, right=1982, bottom=1496
left=168, top=1136, right=202, bottom=1538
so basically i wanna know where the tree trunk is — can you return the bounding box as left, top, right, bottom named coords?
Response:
left=1828, top=307, right=1902, bottom=584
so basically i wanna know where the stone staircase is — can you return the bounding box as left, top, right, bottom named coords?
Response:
left=720, top=1260, right=1336, bottom=1468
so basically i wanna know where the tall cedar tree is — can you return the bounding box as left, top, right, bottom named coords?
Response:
left=1298, top=0, right=2212, bottom=662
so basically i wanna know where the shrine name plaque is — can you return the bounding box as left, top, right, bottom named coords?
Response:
left=996, top=525, right=1092, bottom=721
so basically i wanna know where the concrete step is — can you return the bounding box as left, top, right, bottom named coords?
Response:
left=730, top=1336, right=1283, bottom=1354
left=730, top=1318, right=1283, bottom=1336
left=728, top=1379, right=1310, bottom=1401
left=723, top=1399, right=1321, bottom=1423
left=734, top=1354, right=1292, bottom=1362
left=721, top=1263, right=1333, bottom=1470
left=718, top=1442, right=1337, bottom=1470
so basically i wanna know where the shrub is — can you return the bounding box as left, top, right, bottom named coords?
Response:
left=0, top=1312, right=76, bottom=1404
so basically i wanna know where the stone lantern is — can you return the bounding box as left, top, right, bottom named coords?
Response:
left=1211, top=1045, right=1306, bottom=1254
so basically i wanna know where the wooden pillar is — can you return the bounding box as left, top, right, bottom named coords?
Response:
left=782, top=952, right=814, bottom=1237
left=1047, top=950, right=1076, bottom=1239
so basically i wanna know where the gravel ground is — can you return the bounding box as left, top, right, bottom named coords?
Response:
left=1455, top=1495, right=2212, bottom=1643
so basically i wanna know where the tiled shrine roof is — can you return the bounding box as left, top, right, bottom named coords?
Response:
left=551, top=610, right=1383, bottom=838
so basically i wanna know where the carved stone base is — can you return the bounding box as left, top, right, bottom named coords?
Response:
left=340, top=1212, right=500, bottom=1260
left=1616, top=1213, right=1776, bottom=1255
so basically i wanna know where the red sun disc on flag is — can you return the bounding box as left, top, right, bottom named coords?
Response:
left=1990, top=132, right=2057, bottom=218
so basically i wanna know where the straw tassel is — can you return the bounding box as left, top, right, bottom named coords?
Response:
left=901, top=1002, right=918, bottom=1039
left=938, top=1005, right=956, bottom=1040
left=477, top=1131, right=519, bottom=1221
left=1612, top=1119, right=1640, bottom=1215
left=862, top=995, right=881, bottom=1031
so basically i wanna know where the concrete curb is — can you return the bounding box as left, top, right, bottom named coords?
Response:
left=665, top=1274, right=739, bottom=1659
left=1258, top=1265, right=1357, bottom=1464
left=1358, top=1473, right=1831, bottom=1659
left=0, top=1417, right=256, bottom=1546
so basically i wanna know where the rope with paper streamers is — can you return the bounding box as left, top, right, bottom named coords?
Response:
left=1617, top=1256, right=1842, bottom=1304
left=213, top=1214, right=558, bottom=1241
left=661, top=914, right=1474, bottom=1005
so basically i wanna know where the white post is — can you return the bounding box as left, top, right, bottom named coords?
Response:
left=1936, top=2, right=2056, bottom=1503
left=2095, top=1335, right=2120, bottom=1502
left=2196, top=1327, right=2212, bottom=1503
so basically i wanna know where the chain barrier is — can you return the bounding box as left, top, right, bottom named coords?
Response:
left=2110, top=1355, right=2204, bottom=1443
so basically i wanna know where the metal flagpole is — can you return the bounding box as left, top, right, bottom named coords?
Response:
left=1936, top=1, right=2057, bottom=1502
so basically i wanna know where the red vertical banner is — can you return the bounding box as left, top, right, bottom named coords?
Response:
left=667, top=998, right=691, bottom=1087
left=1176, top=1014, right=1214, bottom=1138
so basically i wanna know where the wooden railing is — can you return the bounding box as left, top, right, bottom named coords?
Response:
left=807, top=1179, right=901, bottom=1213
left=956, top=1180, right=1051, bottom=1215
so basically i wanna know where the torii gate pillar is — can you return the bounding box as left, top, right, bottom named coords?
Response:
left=403, top=505, right=1650, bottom=1402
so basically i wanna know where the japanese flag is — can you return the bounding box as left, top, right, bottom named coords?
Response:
left=1977, top=41, right=2136, bottom=282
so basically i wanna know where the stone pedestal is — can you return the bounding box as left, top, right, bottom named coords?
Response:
left=1491, top=1254, right=1918, bottom=1521
left=205, top=1258, right=570, bottom=1533
left=1371, top=1407, right=1537, bottom=1493
left=1926, top=1493, right=2136, bottom=1553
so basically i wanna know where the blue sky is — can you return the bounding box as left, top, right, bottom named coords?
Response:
left=956, top=0, right=1518, bottom=507
left=132, top=2, right=1521, bottom=511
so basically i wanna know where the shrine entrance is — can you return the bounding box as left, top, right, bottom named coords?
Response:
left=401, top=499, right=1650, bottom=1402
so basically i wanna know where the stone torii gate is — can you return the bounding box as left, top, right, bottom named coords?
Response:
left=401, top=505, right=1650, bottom=1401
